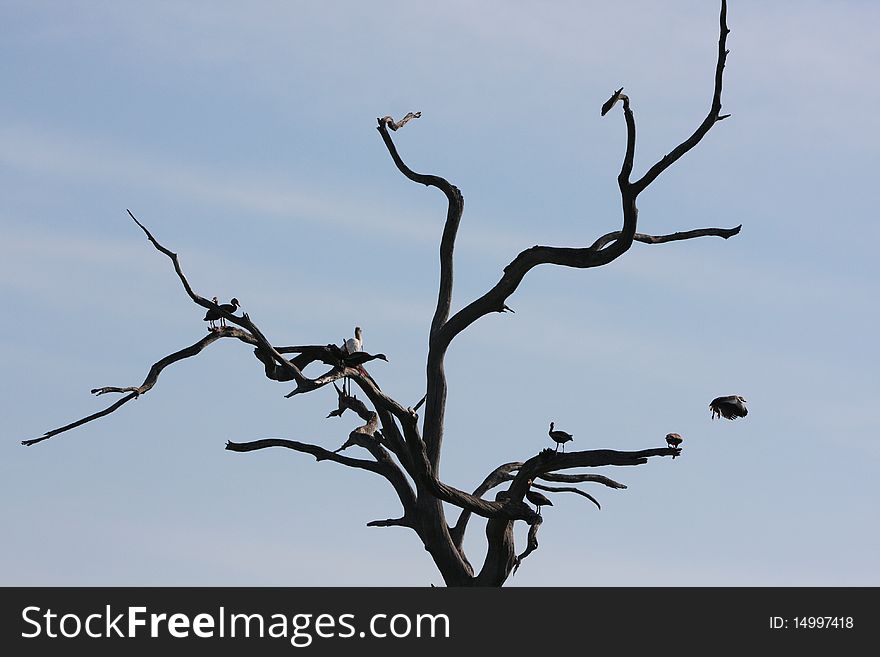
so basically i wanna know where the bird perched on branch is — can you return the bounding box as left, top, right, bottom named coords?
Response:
left=342, top=351, right=388, bottom=367
left=203, top=297, right=239, bottom=330
left=343, top=326, right=363, bottom=355
left=204, top=297, right=220, bottom=330
left=341, top=326, right=363, bottom=395
left=549, top=422, right=574, bottom=452
left=525, top=480, right=553, bottom=515
left=665, top=432, right=683, bottom=459
left=709, top=395, right=748, bottom=420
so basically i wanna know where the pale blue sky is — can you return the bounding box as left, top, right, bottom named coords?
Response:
left=2, top=1, right=878, bottom=586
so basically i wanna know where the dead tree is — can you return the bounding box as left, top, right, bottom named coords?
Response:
left=23, top=1, right=738, bottom=586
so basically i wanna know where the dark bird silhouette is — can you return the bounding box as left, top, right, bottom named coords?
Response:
left=549, top=422, right=574, bottom=452
left=601, top=87, right=624, bottom=116
left=342, top=351, right=387, bottom=367
left=665, top=432, right=683, bottom=459
left=218, top=298, right=240, bottom=326
left=525, top=480, right=553, bottom=515
left=204, top=297, right=239, bottom=330
left=203, top=296, right=220, bottom=330
left=340, top=351, right=388, bottom=396
left=709, top=395, right=748, bottom=420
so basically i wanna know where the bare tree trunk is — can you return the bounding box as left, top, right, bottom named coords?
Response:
left=23, top=1, right=735, bottom=587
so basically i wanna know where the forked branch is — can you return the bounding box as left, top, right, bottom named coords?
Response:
left=632, top=0, right=730, bottom=194
left=22, top=329, right=246, bottom=446
left=530, top=482, right=601, bottom=510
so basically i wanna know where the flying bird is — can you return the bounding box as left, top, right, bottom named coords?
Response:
left=709, top=395, right=748, bottom=420
left=525, top=480, right=553, bottom=516
left=601, top=87, right=624, bottom=116
left=549, top=422, right=574, bottom=452
left=665, top=432, right=683, bottom=459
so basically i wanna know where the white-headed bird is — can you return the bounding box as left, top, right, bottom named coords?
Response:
left=665, top=432, right=683, bottom=459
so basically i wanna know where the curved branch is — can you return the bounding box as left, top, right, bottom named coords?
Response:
left=226, top=438, right=381, bottom=471
left=378, top=112, right=421, bottom=132
left=504, top=447, right=679, bottom=510
left=617, top=94, right=636, bottom=184
left=632, top=0, right=730, bottom=195
left=537, top=472, right=627, bottom=489
left=226, top=437, right=416, bottom=516
left=450, top=462, right=521, bottom=548
left=23, top=330, right=234, bottom=446
left=128, top=209, right=204, bottom=305
left=433, top=1, right=733, bottom=360
left=377, top=115, right=464, bottom=470
left=530, top=482, right=601, bottom=510
left=451, top=460, right=629, bottom=546
left=130, top=210, right=308, bottom=387
left=590, top=224, right=742, bottom=251
left=451, top=458, right=635, bottom=543
left=425, top=448, right=678, bottom=524
left=512, top=518, right=542, bottom=576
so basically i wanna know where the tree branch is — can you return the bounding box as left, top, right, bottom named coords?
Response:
left=378, top=111, right=421, bottom=131
left=22, top=330, right=240, bottom=446
left=450, top=461, right=626, bottom=547
left=590, top=224, right=742, bottom=251
left=226, top=437, right=416, bottom=517
left=431, top=1, right=734, bottom=362
left=376, top=114, right=464, bottom=473
left=537, top=472, right=628, bottom=489
left=631, top=0, right=730, bottom=195
left=450, top=462, right=520, bottom=548
left=512, top=518, right=542, bottom=576
left=325, top=385, right=417, bottom=508
left=530, top=482, right=601, bottom=510
left=129, top=210, right=311, bottom=388
left=617, top=93, right=636, bottom=184
left=425, top=447, right=678, bottom=526
left=226, top=438, right=381, bottom=471
left=366, top=517, right=411, bottom=528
